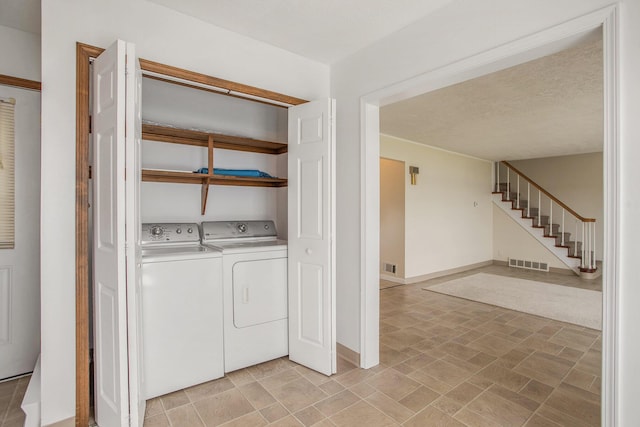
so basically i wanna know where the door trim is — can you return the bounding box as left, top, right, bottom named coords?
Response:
left=75, top=42, right=308, bottom=426
left=360, top=5, right=619, bottom=425
left=0, top=74, right=41, bottom=91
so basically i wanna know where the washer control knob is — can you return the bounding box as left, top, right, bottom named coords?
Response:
left=237, top=223, right=247, bottom=233
left=264, top=224, right=270, bottom=230
left=176, top=228, right=182, bottom=234
left=150, top=225, right=163, bottom=237
left=187, top=227, right=193, bottom=234
left=306, top=248, right=313, bottom=255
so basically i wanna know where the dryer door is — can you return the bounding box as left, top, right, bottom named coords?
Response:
left=232, top=258, right=288, bottom=328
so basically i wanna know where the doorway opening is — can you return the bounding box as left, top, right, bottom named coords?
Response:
left=362, top=7, right=618, bottom=425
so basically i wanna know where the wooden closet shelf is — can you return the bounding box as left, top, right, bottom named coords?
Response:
left=142, top=169, right=288, bottom=188
left=142, top=123, right=288, bottom=155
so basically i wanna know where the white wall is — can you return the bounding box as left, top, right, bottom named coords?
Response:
left=380, top=135, right=492, bottom=279
left=379, top=158, right=405, bottom=279
left=510, top=152, right=603, bottom=260
left=140, top=78, right=287, bottom=226
left=619, top=1, right=640, bottom=425
left=332, top=0, right=640, bottom=423
left=493, top=206, right=567, bottom=269
left=0, top=25, right=40, bottom=81
left=40, top=0, right=329, bottom=424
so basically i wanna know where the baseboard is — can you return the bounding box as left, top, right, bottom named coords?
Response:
left=403, top=260, right=494, bottom=284
left=379, top=274, right=405, bottom=284
left=336, top=343, right=360, bottom=367
left=44, top=416, right=74, bottom=427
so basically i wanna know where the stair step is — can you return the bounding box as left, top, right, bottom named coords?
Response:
left=532, top=215, right=549, bottom=226
left=544, top=223, right=560, bottom=235
left=554, top=232, right=572, bottom=245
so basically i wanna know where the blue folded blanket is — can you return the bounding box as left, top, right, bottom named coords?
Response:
left=195, top=168, right=274, bottom=178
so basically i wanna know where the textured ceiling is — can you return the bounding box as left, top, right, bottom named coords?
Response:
left=380, top=34, right=603, bottom=161
left=147, top=0, right=452, bottom=64
left=0, top=0, right=40, bottom=34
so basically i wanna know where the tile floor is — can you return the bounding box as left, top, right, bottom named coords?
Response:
left=143, top=265, right=602, bottom=426
left=0, top=375, right=28, bottom=427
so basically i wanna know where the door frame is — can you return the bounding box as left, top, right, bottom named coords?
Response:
left=360, top=5, right=619, bottom=425
left=75, top=42, right=307, bottom=426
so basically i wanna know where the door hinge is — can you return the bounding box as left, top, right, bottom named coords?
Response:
left=88, top=165, right=92, bottom=180
left=89, top=115, right=92, bottom=134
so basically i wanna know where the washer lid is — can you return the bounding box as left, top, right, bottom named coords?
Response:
left=141, top=244, right=222, bottom=261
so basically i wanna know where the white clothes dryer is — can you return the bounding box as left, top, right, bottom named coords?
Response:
left=201, top=220, right=288, bottom=373
left=141, top=223, right=223, bottom=399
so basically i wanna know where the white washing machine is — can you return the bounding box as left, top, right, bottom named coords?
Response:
left=201, top=220, right=288, bottom=373
left=141, top=223, right=223, bottom=399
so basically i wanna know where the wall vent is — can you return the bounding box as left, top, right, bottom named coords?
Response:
left=382, top=263, right=397, bottom=275
left=508, top=258, right=549, bottom=272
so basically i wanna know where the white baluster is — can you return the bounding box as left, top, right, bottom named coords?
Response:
left=593, top=222, right=596, bottom=270
left=517, top=175, right=520, bottom=208
left=581, top=221, right=585, bottom=269
left=527, top=183, right=530, bottom=217
left=506, top=168, right=510, bottom=200
left=574, top=220, right=578, bottom=257
left=538, top=189, right=541, bottom=226
left=496, top=162, right=499, bottom=192
left=561, top=209, right=565, bottom=246
left=549, top=200, right=553, bottom=237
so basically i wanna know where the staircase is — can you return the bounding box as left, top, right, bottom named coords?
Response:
left=492, top=161, right=597, bottom=277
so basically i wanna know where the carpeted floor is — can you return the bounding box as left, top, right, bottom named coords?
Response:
left=424, top=273, right=602, bottom=330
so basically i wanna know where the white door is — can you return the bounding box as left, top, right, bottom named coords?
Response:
left=93, top=39, right=143, bottom=427
left=287, top=99, right=336, bottom=376
left=0, top=86, right=40, bottom=380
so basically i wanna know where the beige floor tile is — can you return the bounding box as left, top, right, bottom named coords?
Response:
left=365, top=391, right=414, bottom=423
left=329, top=401, right=396, bottom=427
left=314, top=390, right=360, bottom=417
left=518, top=379, right=554, bottom=403
left=144, top=397, right=164, bottom=418
left=466, top=391, right=533, bottom=426
left=514, top=352, right=573, bottom=387
left=563, top=368, right=597, bottom=392
left=420, top=359, right=472, bottom=387
left=476, top=361, right=531, bottom=392
left=454, top=408, right=502, bottom=427
left=260, top=402, right=289, bottom=423
left=166, top=403, right=204, bottom=427
left=260, top=369, right=303, bottom=392
left=445, top=381, right=483, bottom=405
left=549, top=328, right=599, bottom=352
left=193, top=388, right=255, bottom=426
left=295, top=365, right=332, bottom=386
left=404, top=405, right=466, bottom=427
left=185, top=377, right=235, bottom=403
left=524, top=414, right=563, bottom=427
left=293, top=406, right=326, bottom=426
left=270, top=377, right=328, bottom=412
left=349, top=382, right=376, bottom=398
left=159, top=389, right=190, bottom=411
left=143, top=413, right=170, bottom=427
left=318, top=379, right=345, bottom=396
left=226, top=368, right=255, bottom=387
left=398, top=385, right=439, bottom=412
left=366, top=368, right=420, bottom=400
left=543, top=383, right=600, bottom=424
left=535, top=405, right=591, bottom=427
left=248, top=359, right=292, bottom=380
left=431, top=396, right=464, bottom=416
left=486, top=384, right=539, bottom=412
left=269, top=414, right=304, bottom=426
left=220, top=411, right=268, bottom=427
left=408, top=369, right=455, bottom=394
left=239, top=381, right=277, bottom=409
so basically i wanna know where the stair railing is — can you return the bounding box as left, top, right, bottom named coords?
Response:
left=494, top=161, right=597, bottom=272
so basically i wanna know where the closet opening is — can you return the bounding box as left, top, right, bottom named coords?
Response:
left=75, top=42, right=307, bottom=426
